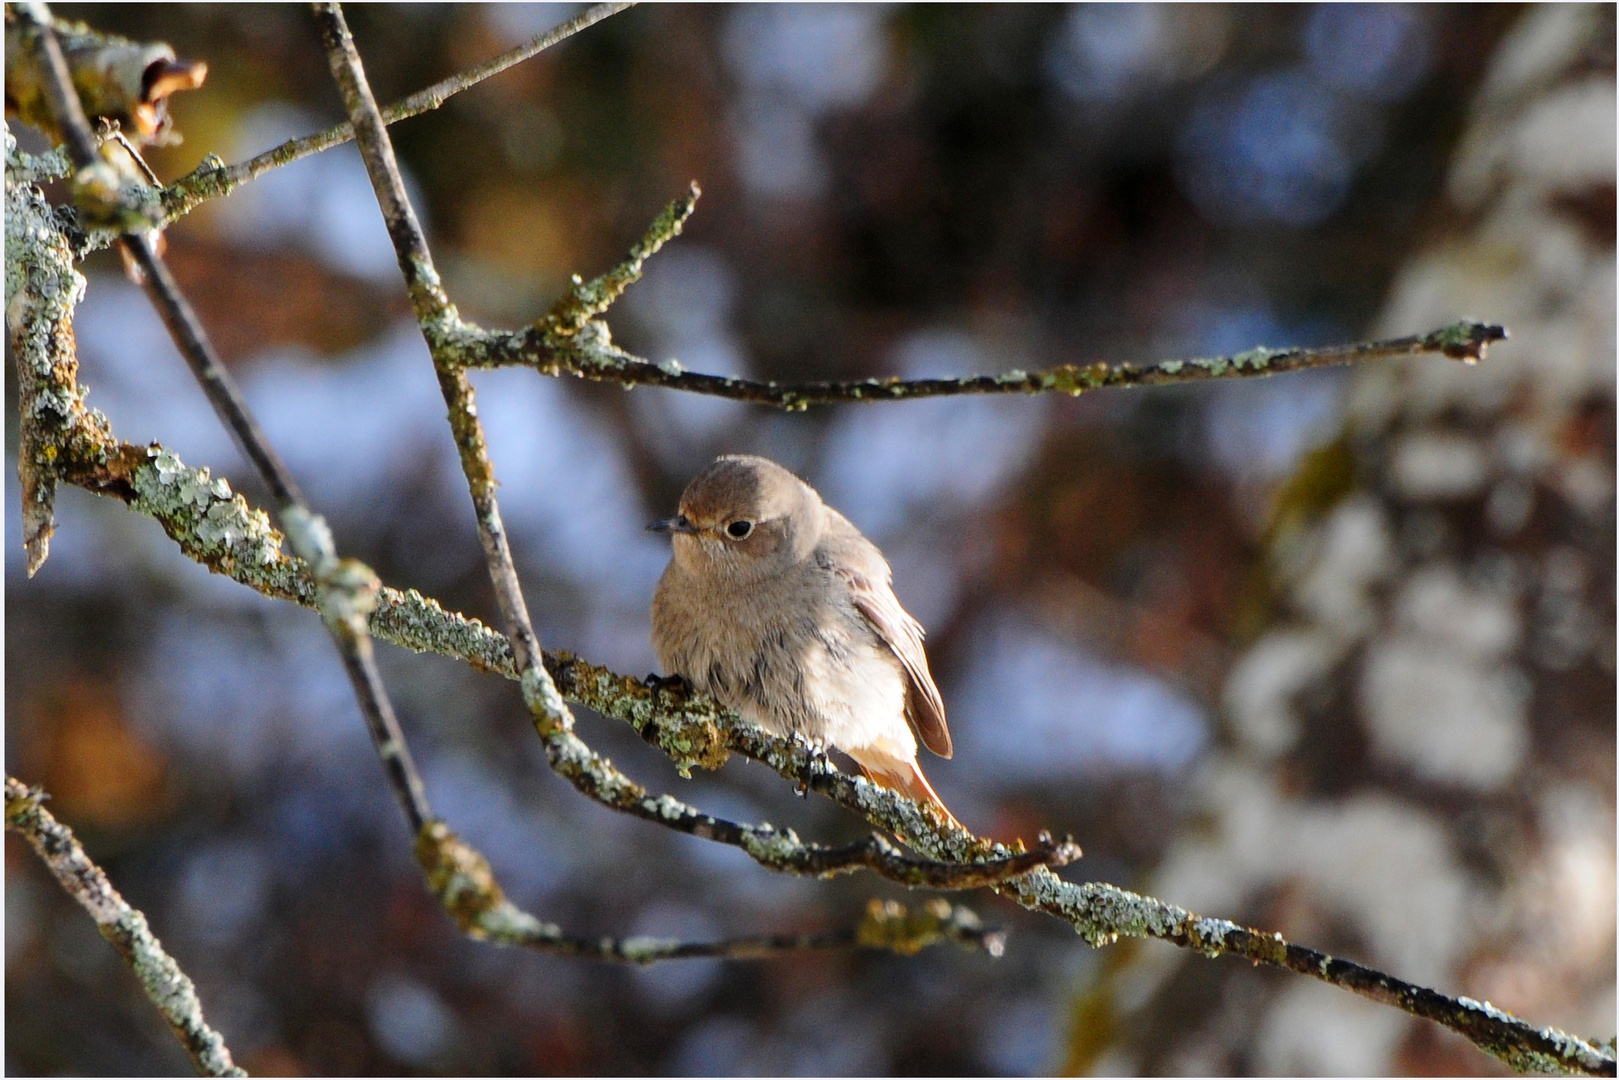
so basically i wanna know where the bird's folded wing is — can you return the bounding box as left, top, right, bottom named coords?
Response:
left=829, top=538, right=953, bottom=759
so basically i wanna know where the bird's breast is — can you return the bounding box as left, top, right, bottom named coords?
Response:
left=650, top=561, right=905, bottom=744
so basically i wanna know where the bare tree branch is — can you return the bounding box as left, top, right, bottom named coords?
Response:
left=60, top=426, right=1609, bottom=1075
left=5, top=778, right=246, bottom=1078
left=14, top=0, right=1064, bottom=937
left=10, top=139, right=1070, bottom=909
left=416, top=821, right=1007, bottom=960
left=467, top=183, right=1507, bottom=406
left=147, top=2, right=635, bottom=228
left=111, top=6, right=1594, bottom=1073
left=56, top=4, right=1505, bottom=409
left=521, top=316, right=1507, bottom=406
left=40, top=422, right=1619, bottom=1072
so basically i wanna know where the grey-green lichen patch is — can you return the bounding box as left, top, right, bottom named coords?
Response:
left=739, top=825, right=811, bottom=870
left=615, top=676, right=730, bottom=777
left=4, top=130, right=73, bottom=188
left=154, top=157, right=235, bottom=235
left=317, top=557, right=382, bottom=632
left=616, top=935, right=681, bottom=963
left=114, top=905, right=241, bottom=1078
left=279, top=504, right=337, bottom=570
left=546, top=728, right=647, bottom=805
left=1230, top=345, right=1279, bottom=371
left=1427, top=319, right=1506, bottom=364
left=70, top=159, right=164, bottom=233
left=848, top=772, right=954, bottom=848
left=1006, top=872, right=1193, bottom=949
left=117, top=897, right=246, bottom=1076
left=539, top=656, right=731, bottom=778
left=543, top=318, right=628, bottom=373
left=471, top=899, right=555, bottom=946
left=520, top=665, right=573, bottom=734
left=644, top=793, right=696, bottom=824
left=415, top=819, right=510, bottom=930
left=372, top=588, right=515, bottom=674
left=1184, top=915, right=1242, bottom=958
left=8, top=125, right=92, bottom=574
left=8, top=777, right=245, bottom=1075
left=132, top=447, right=287, bottom=576
left=1450, top=997, right=1613, bottom=1076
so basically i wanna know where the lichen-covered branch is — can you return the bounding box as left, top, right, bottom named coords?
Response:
left=558, top=660, right=1617, bottom=1077
left=5, top=129, right=91, bottom=575
left=477, top=308, right=1507, bottom=410
left=438, top=177, right=1507, bottom=407
left=415, top=821, right=1005, bottom=961
left=5, top=778, right=246, bottom=1078
left=151, top=2, right=633, bottom=230
left=539, top=182, right=699, bottom=340
left=316, top=0, right=580, bottom=761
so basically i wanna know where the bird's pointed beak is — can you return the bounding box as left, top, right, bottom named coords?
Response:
left=648, top=514, right=699, bottom=535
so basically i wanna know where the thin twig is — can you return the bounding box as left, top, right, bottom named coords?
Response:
left=314, top=0, right=558, bottom=720
left=106, top=126, right=161, bottom=187
left=443, top=181, right=1506, bottom=408
left=11, top=7, right=1607, bottom=1073
left=175, top=8, right=1619, bottom=1069
left=153, top=2, right=635, bottom=227
left=492, top=310, right=1509, bottom=410
left=415, top=820, right=1005, bottom=960
left=121, top=238, right=306, bottom=508
left=5, top=778, right=246, bottom=1078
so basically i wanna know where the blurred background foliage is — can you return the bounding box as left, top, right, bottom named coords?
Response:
left=6, top=3, right=1613, bottom=1075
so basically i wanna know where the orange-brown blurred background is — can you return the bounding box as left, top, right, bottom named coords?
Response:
left=7, top=4, right=1613, bottom=1075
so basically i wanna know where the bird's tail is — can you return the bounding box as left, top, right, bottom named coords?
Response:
left=855, top=757, right=963, bottom=831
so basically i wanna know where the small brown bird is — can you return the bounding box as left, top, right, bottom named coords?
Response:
left=650, top=454, right=959, bottom=826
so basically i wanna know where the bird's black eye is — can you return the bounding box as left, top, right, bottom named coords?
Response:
left=726, top=519, right=754, bottom=540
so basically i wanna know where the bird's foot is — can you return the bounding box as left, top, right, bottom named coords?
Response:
left=797, top=741, right=832, bottom=799
left=645, top=672, right=689, bottom=696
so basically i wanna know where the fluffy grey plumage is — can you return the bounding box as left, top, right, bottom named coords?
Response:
left=650, top=455, right=958, bottom=824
